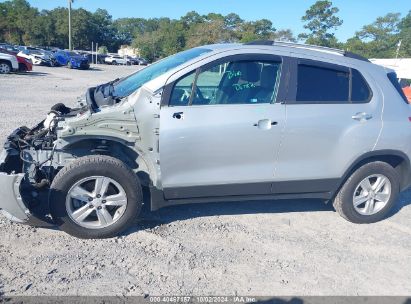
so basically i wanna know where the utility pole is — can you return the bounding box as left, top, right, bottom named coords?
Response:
left=396, top=40, right=402, bottom=59
left=68, top=0, right=73, bottom=51
left=96, top=42, right=98, bottom=65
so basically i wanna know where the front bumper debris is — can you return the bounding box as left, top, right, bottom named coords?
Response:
left=0, top=149, right=30, bottom=223
left=0, top=172, right=30, bottom=223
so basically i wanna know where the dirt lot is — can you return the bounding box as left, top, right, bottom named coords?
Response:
left=0, top=65, right=410, bottom=297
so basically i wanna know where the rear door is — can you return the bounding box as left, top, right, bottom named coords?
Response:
left=159, top=54, right=288, bottom=199
left=274, top=58, right=382, bottom=194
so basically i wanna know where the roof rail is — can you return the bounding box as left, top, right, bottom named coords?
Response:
left=243, top=40, right=369, bottom=62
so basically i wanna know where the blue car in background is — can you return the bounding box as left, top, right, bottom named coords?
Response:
left=54, top=50, right=90, bottom=69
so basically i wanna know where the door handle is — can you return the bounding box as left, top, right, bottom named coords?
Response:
left=352, top=112, right=372, bottom=122
left=254, top=119, right=278, bottom=129
left=172, top=112, right=184, bottom=120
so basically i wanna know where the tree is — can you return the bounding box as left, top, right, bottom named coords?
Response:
left=181, top=11, right=204, bottom=27
left=186, top=19, right=232, bottom=48
left=299, top=0, right=343, bottom=47
left=113, top=18, right=148, bottom=45
left=357, top=13, right=400, bottom=41
left=0, top=2, right=299, bottom=58
left=239, top=20, right=276, bottom=43
left=345, top=13, right=401, bottom=58
left=224, top=13, right=243, bottom=30
left=271, top=29, right=297, bottom=42
left=397, top=11, right=411, bottom=57
left=92, top=9, right=117, bottom=50
left=160, top=20, right=186, bottom=56
left=132, top=31, right=163, bottom=62
left=98, top=46, right=108, bottom=54
left=0, top=0, right=38, bottom=45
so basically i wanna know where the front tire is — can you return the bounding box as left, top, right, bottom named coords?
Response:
left=333, top=161, right=399, bottom=223
left=18, top=63, right=28, bottom=72
left=50, top=155, right=143, bottom=238
left=0, top=61, right=12, bottom=74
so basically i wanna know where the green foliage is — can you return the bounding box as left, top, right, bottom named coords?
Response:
left=98, top=46, right=108, bottom=54
left=299, top=0, right=343, bottom=47
left=397, top=11, right=411, bottom=58
left=345, top=13, right=403, bottom=58
left=0, top=0, right=38, bottom=45
left=0, top=0, right=409, bottom=60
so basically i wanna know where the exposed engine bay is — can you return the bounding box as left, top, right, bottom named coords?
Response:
left=1, top=77, right=133, bottom=182
left=0, top=78, right=161, bottom=226
left=0, top=103, right=84, bottom=224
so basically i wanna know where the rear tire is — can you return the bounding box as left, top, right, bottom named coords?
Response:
left=50, top=155, right=143, bottom=239
left=333, top=161, right=399, bottom=223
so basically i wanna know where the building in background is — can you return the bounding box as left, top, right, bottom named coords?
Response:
left=118, top=45, right=140, bottom=57
left=370, top=58, right=411, bottom=82
left=371, top=58, right=411, bottom=103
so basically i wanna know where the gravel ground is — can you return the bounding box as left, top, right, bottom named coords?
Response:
left=0, top=65, right=410, bottom=297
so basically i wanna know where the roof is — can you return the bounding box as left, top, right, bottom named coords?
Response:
left=202, top=40, right=370, bottom=63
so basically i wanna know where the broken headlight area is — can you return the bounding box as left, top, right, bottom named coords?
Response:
left=0, top=103, right=80, bottom=225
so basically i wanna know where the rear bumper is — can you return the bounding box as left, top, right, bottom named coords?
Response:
left=78, top=61, right=90, bottom=69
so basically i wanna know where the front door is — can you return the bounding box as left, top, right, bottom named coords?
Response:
left=160, top=55, right=287, bottom=199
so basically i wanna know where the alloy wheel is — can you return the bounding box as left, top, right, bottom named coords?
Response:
left=66, top=176, right=128, bottom=229
left=352, top=174, right=392, bottom=215
left=0, top=63, right=11, bottom=74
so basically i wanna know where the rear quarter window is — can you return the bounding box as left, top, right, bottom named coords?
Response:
left=387, top=72, right=408, bottom=104
left=351, top=69, right=372, bottom=103
left=293, top=61, right=372, bottom=104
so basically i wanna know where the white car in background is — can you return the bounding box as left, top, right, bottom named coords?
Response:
left=17, top=49, right=55, bottom=66
left=0, top=52, right=18, bottom=74
left=104, top=54, right=131, bottom=65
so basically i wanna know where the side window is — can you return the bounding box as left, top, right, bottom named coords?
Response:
left=169, top=71, right=196, bottom=106
left=351, top=69, right=371, bottom=103
left=192, top=60, right=281, bottom=105
left=296, top=64, right=349, bottom=103
left=168, top=58, right=282, bottom=106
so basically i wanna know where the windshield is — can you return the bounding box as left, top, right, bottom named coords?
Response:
left=30, top=50, right=43, bottom=55
left=113, top=48, right=212, bottom=98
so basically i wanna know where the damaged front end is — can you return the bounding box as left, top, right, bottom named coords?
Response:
left=0, top=71, right=162, bottom=227
left=0, top=92, right=145, bottom=226
left=0, top=104, right=73, bottom=225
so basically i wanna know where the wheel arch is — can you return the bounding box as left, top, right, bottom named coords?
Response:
left=0, top=59, right=12, bottom=69
left=340, top=150, right=411, bottom=193
left=59, top=137, right=153, bottom=187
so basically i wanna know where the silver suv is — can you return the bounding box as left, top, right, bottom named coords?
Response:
left=1, top=41, right=410, bottom=238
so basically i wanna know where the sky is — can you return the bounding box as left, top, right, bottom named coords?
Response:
left=8, top=0, right=411, bottom=42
